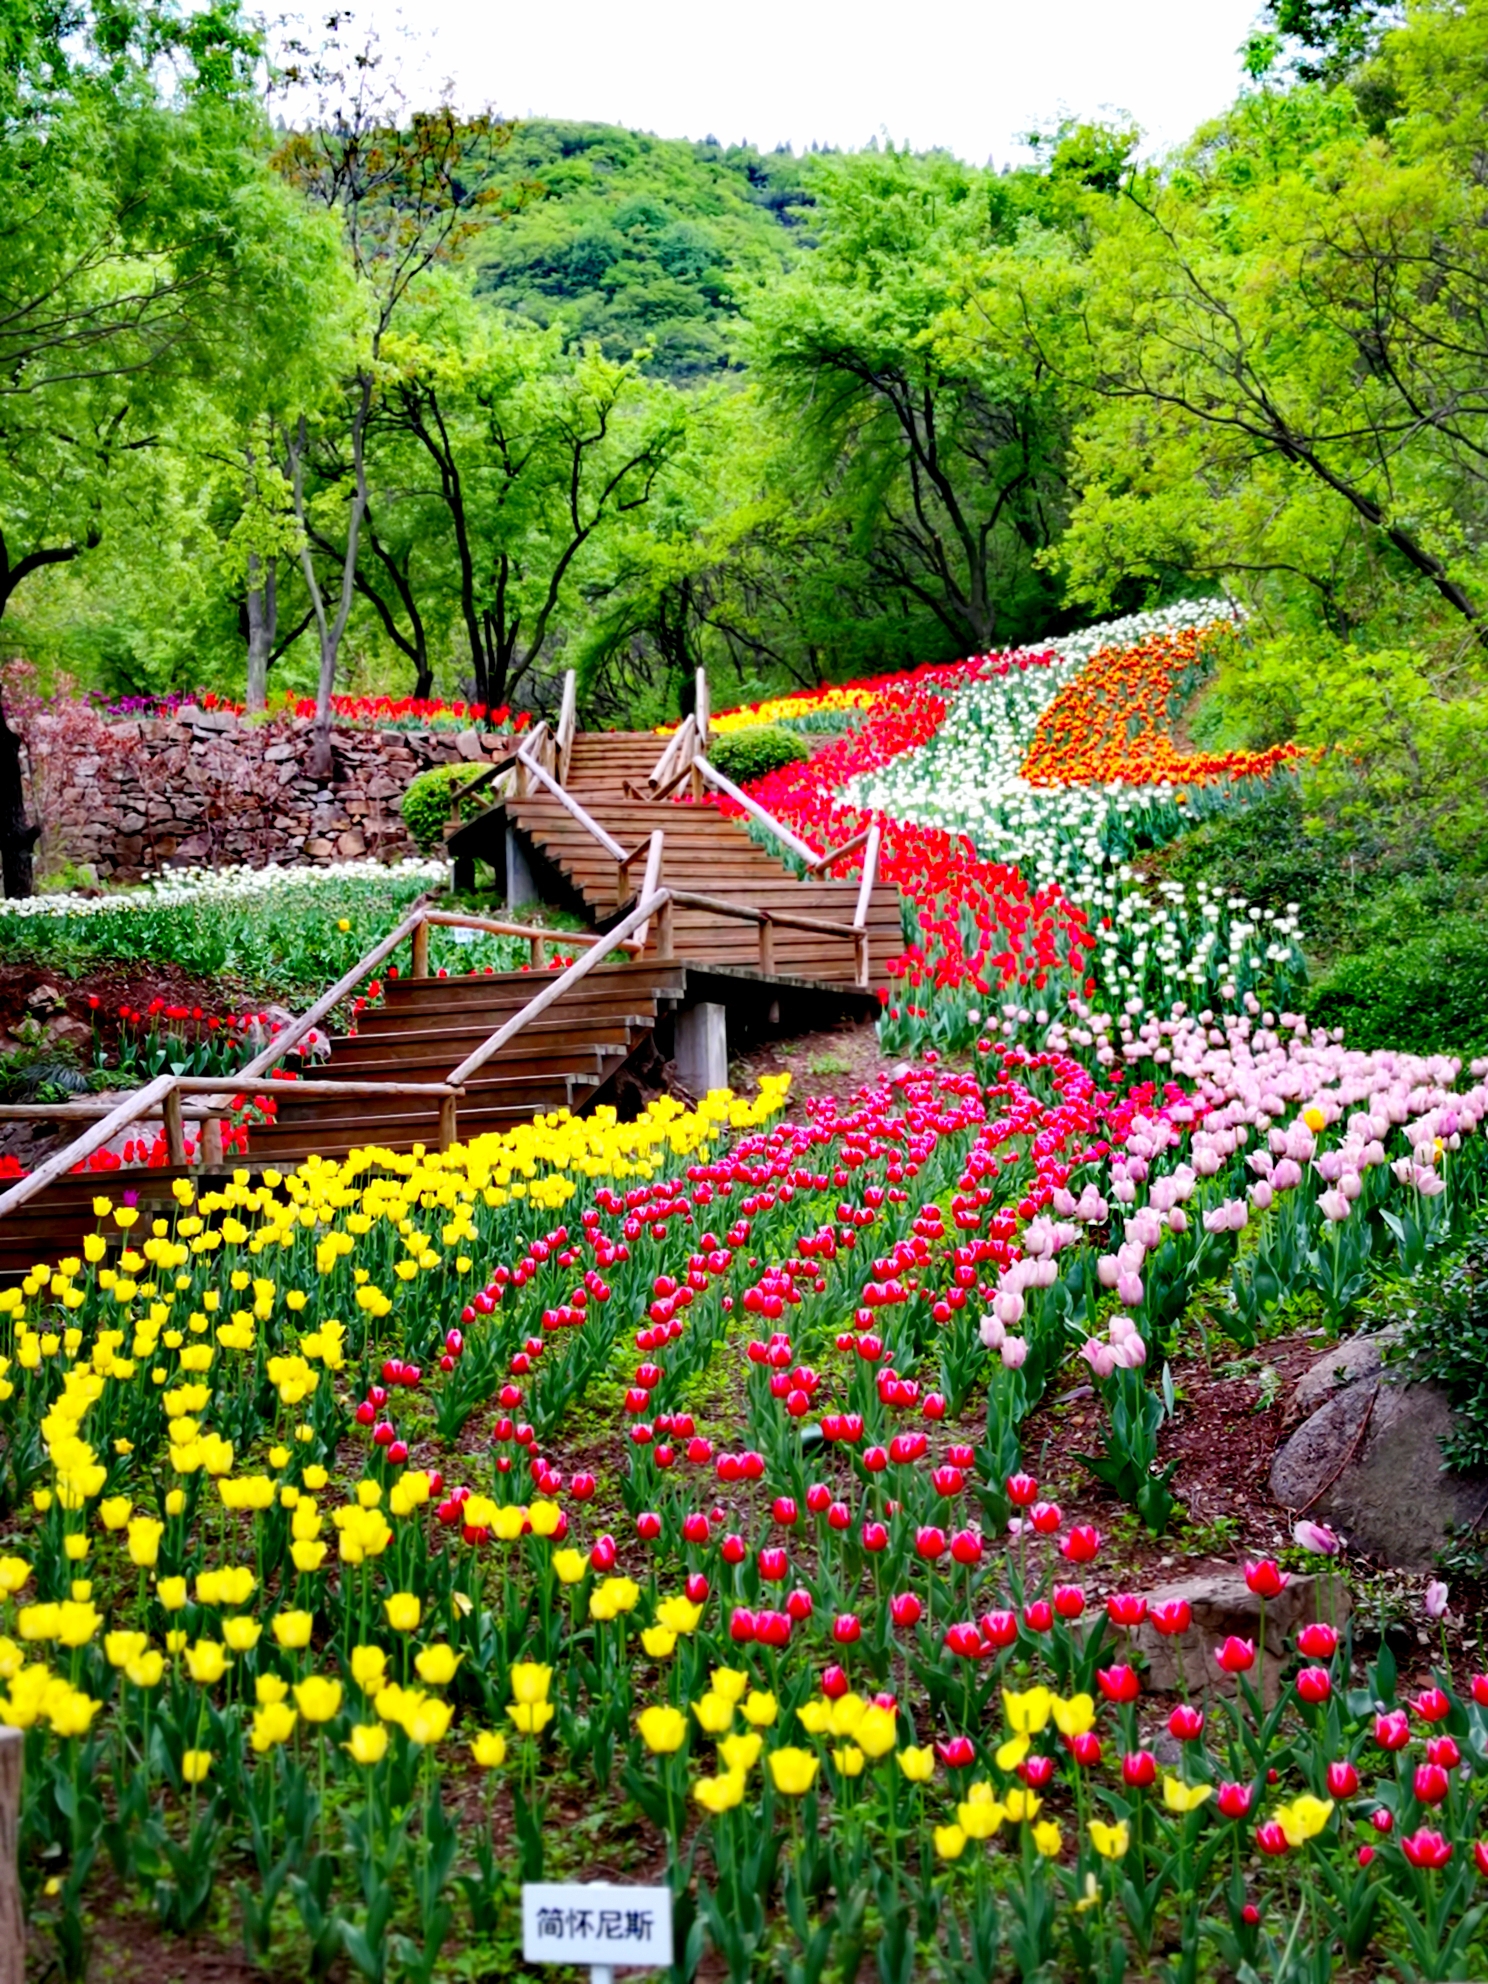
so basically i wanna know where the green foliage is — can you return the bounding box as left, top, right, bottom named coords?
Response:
left=1393, top=1220, right=1488, bottom=1472
left=1308, top=914, right=1488, bottom=1057
left=706, top=725, right=808, bottom=784
left=470, top=123, right=813, bottom=382
left=400, top=763, right=494, bottom=854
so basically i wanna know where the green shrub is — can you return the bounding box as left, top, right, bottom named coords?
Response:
left=1306, top=913, right=1488, bottom=1058
left=401, top=763, right=496, bottom=854
left=707, top=724, right=809, bottom=785
left=1392, top=1223, right=1488, bottom=1473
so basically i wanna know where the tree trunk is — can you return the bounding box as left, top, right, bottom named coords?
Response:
left=245, top=552, right=276, bottom=714
left=0, top=696, right=40, bottom=899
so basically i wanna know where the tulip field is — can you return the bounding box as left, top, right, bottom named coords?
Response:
left=5, top=604, right=1488, bottom=1980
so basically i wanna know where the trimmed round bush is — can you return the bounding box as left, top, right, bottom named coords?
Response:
left=707, top=723, right=809, bottom=785
left=401, top=763, right=495, bottom=854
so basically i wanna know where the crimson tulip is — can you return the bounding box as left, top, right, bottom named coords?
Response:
left=945, top=1622, right=984, bottom=1659
left=1296, top=1667, right=1331, bottom=1705
left=981, top=1610, right=1018, bottom=1649
left=1215, top=1636, right=1255, bottom=1674
left=1061, top=1525, right=1102, bottom=1563
left=1005, top=1472, right=1039, bottom=1506
left=915, top=1525, right=947, bottom=1560
left=1371, top=1809, right=1394, bottom=1834
left=1068, top=1731, right=1102, bottom=1767
left=1327, top=1760, right=1359, bottom=1798
left=1053, top=1584, right=1085, bottom=1619
left=936, top=1736, right=976, bottom=1768
left=890, top=1592, right=923, bottom=1628
left=1105, top=1593, right=1147, bottom=1628
left=1255, top=1822, right=1289, bottom=1856
left=1149, top=1598, right=1192, bottom=1636
left=1121, top=1750, right=1157, bottom=1788
left=1413, top=1763, right=1450, bottom=1806
left=1217, top=1782, right=1253, bottom=1820
left=1402, top=1828, right=1453, bottom=1870
left=823, top=1664, right=849, bottom=1699
left=1427, top=1735, right=1461, bottom=1770
left=1022, top=1600, right=1054, bottom=1634
left=1096, top=1664, right=1140, bottom=1704
left=1296, top=1621, right=1338, bottom=1659
left=1412, top=1687, right=1452, bottom=1723
left=1244, top=1559, right=1289, bottom=1599
left=833, top=1613, right=863, bottom=1645
left=1168, top=1704, right=1205, bottom=1742
left=636, top=1512, right=662, bottom=1542
left=1375, top=1711, right=1410, bottom=1752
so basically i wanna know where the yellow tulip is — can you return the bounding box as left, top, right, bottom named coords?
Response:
left=995, top=1734, right=1031, bottom=1771
left=655, top=1596, right=704, bottom=1635
left=104, top=1630, right=148, bottom=1670
left=692, top=1693, right=734, bottom=1736
left=181, top=1750, right=212, bottom=1785
left=642, top=1627, right=678, bottom=1661
left=934, top=1824, right=968, bottom=1861
left=223, top=1617, right=262, bottom=1653
left=637, top=1705, right=688, bottom=1754
left=470, top=1731, right=508, bottom=1769
left=0, top=1558, right=30, bottom=1596
left=1089, top=1819, right=1130, bottom=1860
left=255, top=1673, right=289, bottom=1706
left=741, top=1690, right=778, bottom=1729
left=855, top=1705, right=898, bottom=1760
left=293, top=1676, right=343, bottom=1723
left=897, top=1746, right=935, bottom=1783
left=957, top=1786, right=1007, bottom=1840
left=350, top=1645, right=388, bottom=1693
left=796, top=1698, right=833, bottom=1736
left=551, top=1549, right=587, bottom=1585
left=1162, top=1777, right=1214, bottom=1815
left=125, top=1652, right=165, bottom=1690
left=718, top=1731, right=762, bottom=1774
left=1002, top=1685, right=1052, bottom=1735
left=828, top=1693, right=865, bottom=1738
left=1051, top=1692, right=1096, bottom=1739
left=384, top=1592, right=421, bottom=1633
left=1005, top=1786, right=1042, bottom=1824
left=709, top=1666, right=748, bottom=1704
left=509, top=1662, right=552, bottom=1705
left=767, top=1747, right=819, bottom=1797
left=1033, top=1820, right=1062, bottom=1858
left=346, top=1723, right=388, bottom=1766
left=251, top=1702, right=298, bottom=1753
left=183, top=1640, right=229, bottom=1686
left=833, top=1745, right=866, bottom=1778
left=48, top=1691, right=100, bottom=1739
left=157, top=1577, right=188, bottom=1612
left=1274, top=1794, right=1334, bottom=1847
left=693, top=1770, right=745, bottom=1814
left=272, top=1610, right=314, bottom=1650
left=507, top=1700, right=555, bottom=1735
left=402, top=1697, right=453, bottom=1746
left=413, top=1644, right=463, bottom=1687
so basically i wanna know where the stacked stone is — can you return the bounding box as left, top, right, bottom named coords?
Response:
left=37, top=706, right=508, bottom=882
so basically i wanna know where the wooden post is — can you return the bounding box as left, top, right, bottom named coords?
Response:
left=655, top=895, right=675, bottom=960
left=854, top=928, right=870, bottom=988
left=162, top=1086, right=187, bottom=1168
left=411, top=918, right=430, bottom=980
left=438, top=1095, right=459, bottom=1153
left=200, top=1118, right=225, bottom=1169
left=694, top=666, right=710, bottom=751
left=758, top=914, right=776, bottom=977
left=0, top=1723, right=23, bottom=1984
left=530, top=933, right=547, bottom=969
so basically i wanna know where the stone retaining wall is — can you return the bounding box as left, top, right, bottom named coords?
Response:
left=29, top=705, right=512, bottom=882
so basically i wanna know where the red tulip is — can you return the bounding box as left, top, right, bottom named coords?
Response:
left=786, top=1587, right=814, bottom=1622
left=1053, top=1584, right=1085, bottom=1619
left=572, top=1472, right=596, bottom=1501
left=1255, top=1822, right=1289, bottom=1856
left=931, top=1466, right=964, bottom=1498
left=1061, top=1525, right=1102, bottom=1563
left=915, top=1525, right=947, bottom=1560
left=1005, top=1472, right=1039, bottom=1507
left=756, top=1610, right=792, bottom=1648
left=1413, top=1763, right=1450, bottom=1807
left=833, top=1613, right=863, bottom=1645
left=949, top=1529, right=983, bottom=1566
left=682, top=1513, right=710, bottom=1545
left=1296, top=1621, right=1338, bottom=1659
left=945, top=1622, right=984, bottom=1659
left=805, top=1483, right=831, bottom=1514
left=1217, top=1782, right=1253, bottom=1820
left=823, top=1664, right=850, bottom=1699
left=1327, top=1760, right=1359, bottom=1798
left=1149, top=1598, right=1192, bottom=1636
left=636, top=1512, right=662, bottom=1542
left=1096, top=1664, right=1140, bottom=1704
left=1022, top=1600, right=1053, bottom=1634
left=1473, top=1840, right=1488, bottom=1878
left=1105, top=1593, right=1147, bottom=1629
left=771, top=1496, right=799, bottom=1527
left=863, top=1446, right=889, bottom=1473
left=1472, top=1674, right=1488, bottom=1709
left=1215, top=1636, right=1256, bottom=1674
left=861, top=1520, right=889, bottom=1553
left=1375, top=1711, right=1410, bottom=1752
left=1244, top=1559, right=1289, bottom=1600
left=1427, top=1735, right=1461, bottom=1770
left=1121, top=1750, right=1156, bottom=1788
left=1068, top=1731, right=1102, bottom=1767
left=980, top=1610, right=1018, bottom=1649
left=1020, top=1754, right=1054, bottom=1788
left=936, top=1735, right=976, bottom=1768
left=685, top=1573, right=710, bottom=1603
left=1412, top=1687, right=1452, bottom=1724
left=1357, top=1844, right=1375, bottom=1868
left=1371, top=1808, right=1394, bottom=1833
left=757, top=1547, right=788, bottom=1583
left=890, top=1592, right=923, bottom=1628
left=1402, top=1828, right=1452, bottom=1869
left=1296, top=1667, right=1331, bottom=1705
left=1030, top=1501, right=1062, bottom=1534
left=1168, top=1704, right=1205, bottom=1742
left=589, top=1535, right=617, bottom=1572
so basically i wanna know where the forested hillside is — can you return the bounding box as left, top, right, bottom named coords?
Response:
left=469, top=122, right=817, bottom=378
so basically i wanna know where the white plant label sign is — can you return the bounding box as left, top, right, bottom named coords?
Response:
left=521, top=1883, right=673, bottom=1969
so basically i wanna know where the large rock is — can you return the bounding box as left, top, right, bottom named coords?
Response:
left=1290, top=1327, right=1399, bottom=1418
left=1131, top=1572, right=1348, bottom=1708
left=1269, top=1339, right=1488, bottom=1570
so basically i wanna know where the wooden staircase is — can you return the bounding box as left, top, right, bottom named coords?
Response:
left=0, top=672, right=900, bottom=1268
left=494, top=731, right=903, bottom=990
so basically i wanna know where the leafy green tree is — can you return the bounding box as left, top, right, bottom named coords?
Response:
left=750, top=149, right=1070, bottom=657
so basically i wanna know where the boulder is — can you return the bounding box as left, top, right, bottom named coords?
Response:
left=1290, top=1328, right=1400, bottom=1419
left=1270, top=1370, right=1488, bottom=1571
left=1130, top=1571, right=1348, bottom=1707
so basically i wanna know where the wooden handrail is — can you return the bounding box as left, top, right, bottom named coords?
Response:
left=632, top=830, right=665, bottom=951
left=516, top=744, right=627, bottom=861
left=236, top=900, right=432, bottom=1081
left=445, top=890, right=668, bottom=1089
left=556, top=669, right=577, bottom=784
left=420, top=910, right=641, bottom=958
left=807, top=826, right=871, bottom=875
left=173, top=1076, right=459, bottom=1098
left=694, top=667, right=710, bottom=751
left=669, top=889, right=860, bottom=942
left=0, top=1072, right=178, bottom=1219
left=691, top=756, right=820, bottom=865
left=648, top=712, right=694, bottom=791
left=853, top=822, right=882, bottom=930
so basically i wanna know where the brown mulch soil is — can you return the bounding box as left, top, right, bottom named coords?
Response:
left=730, top=1014, right=903, bottom=1110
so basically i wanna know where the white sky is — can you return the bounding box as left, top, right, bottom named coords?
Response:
left=326, top=0, right=1265, bottom=164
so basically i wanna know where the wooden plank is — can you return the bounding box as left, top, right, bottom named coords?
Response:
left=445, top=891, right=667, bottom=1087
left=0, top=1724, right=22, bottom=1984
left=0, top=1071, right=178, bottom=1220
left=516, top=746, right=627, bottom=860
